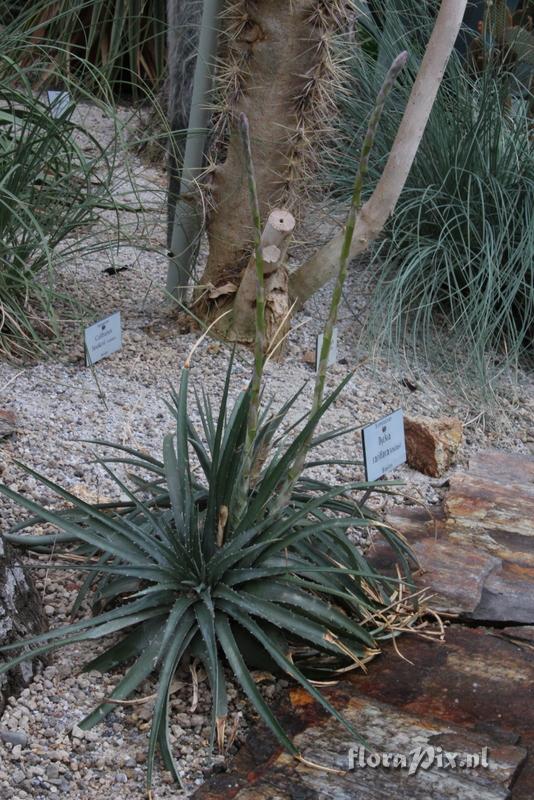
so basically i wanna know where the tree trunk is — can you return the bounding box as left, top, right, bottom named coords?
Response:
left=197, top=0, right=354, bottom=340
left=174, top=0, right=466, bottom=352
left=0, top=536, right=46, bottom=714
left=167, top=0, right=224, bottom=300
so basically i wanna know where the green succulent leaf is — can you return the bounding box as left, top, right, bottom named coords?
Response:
left=214, top=613, right=299, bottom=756
left=146, top=609, right=196, bottom=788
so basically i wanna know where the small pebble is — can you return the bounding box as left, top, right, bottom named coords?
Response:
left=0, top=729, right=28, bottom=747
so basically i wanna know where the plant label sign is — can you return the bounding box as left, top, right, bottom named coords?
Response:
left=315, top=327, right=338, bottom=372
left=47, top=90, right=72, bottom=119
left=362, top=409, right=406, bottom=482
left=84, top=312, right=122, bottom=366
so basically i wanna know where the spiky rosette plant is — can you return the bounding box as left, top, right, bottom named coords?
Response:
left=0, top=357, right=426, bottom=790
left=0, top=55, right=432, bottom=794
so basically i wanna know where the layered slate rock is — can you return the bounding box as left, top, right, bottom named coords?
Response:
left=382, top=450, right=534, bottom=623
left=349, top=625, right=534, bottom=800
left=194, top=678, right=526, bottom=800
left=0, top=535, right=46, bottom=714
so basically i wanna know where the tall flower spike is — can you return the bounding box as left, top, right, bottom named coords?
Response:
left=236, top=112, right=266, bottom=516
left=271, top=50, right=409, bottom=517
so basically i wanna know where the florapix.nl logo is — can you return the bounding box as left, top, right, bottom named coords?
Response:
left=347, top=745, right=490, bottom=776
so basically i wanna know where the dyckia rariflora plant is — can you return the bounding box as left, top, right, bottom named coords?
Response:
left=0, top=53, right=428, bottom=795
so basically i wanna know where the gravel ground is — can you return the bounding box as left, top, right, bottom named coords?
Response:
left=1, top=102, right=533, bottom=799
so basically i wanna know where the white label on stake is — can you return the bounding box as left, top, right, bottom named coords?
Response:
left=315, top=327, right=338, bottom=372
left=84, top=312, right=122, bottom=366
left=362, top=409, right=406, bottom=482
left=47, top=90, right=72, bottom=119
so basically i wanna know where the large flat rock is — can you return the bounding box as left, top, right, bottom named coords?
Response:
left=382, top=450, right=534, bottom=622
left=194, top=626, right=534, bottom=800
left=194, top=675, right=525, bottom=799
left=192, top=451, right=534, bottom=800
left=349, top=626, right=534, bottom=800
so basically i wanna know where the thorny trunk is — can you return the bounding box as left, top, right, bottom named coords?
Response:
left=196, top=0, right=354, bottom=343
left=172, top=0, right=466, bottom=353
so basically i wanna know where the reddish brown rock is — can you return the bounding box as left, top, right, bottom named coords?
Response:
left=193, top=669, right=527, bottom=800
left=404, top=414, right=463, bottom=477
left=501, top=626, right=534, bottom=644
left=380, top=450, right=534, bottom=623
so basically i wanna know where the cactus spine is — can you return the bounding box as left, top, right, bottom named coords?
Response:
left=197, top=0, right=357, bottom=337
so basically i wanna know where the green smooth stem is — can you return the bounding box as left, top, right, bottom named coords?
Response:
left=239, top=113, right=266, bottom=497
left=313, top=50, right=409, bottom=414
left=273, top=51, right=408, bottom=513
left=166, top=0, right=223, bottom=300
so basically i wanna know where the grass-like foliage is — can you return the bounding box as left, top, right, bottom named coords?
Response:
left=1, top=0, right=167, bottom=97
left=333, top=0, right=534, bottom=386
left=0, top=54, right=122, bottom=358
left=1, top=357, right=427, bottom=790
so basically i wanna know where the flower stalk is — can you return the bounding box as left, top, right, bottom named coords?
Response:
left=273, top=51, right=409, bottom=514
left=313, top=50, right=409, bottom=414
